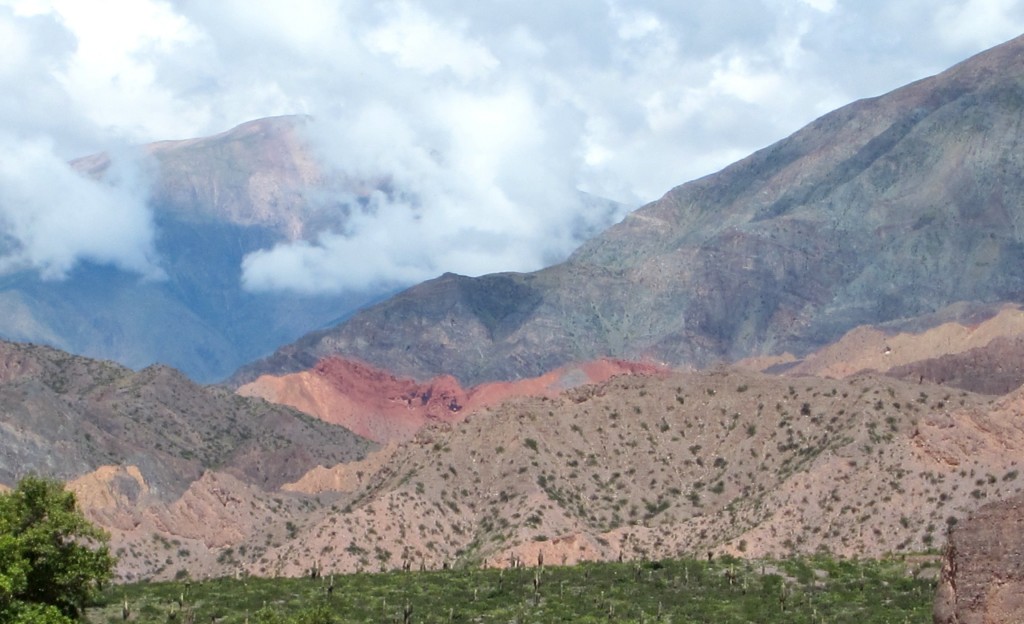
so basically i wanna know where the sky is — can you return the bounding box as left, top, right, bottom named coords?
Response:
left=0, top=0, right=1023, bottom=294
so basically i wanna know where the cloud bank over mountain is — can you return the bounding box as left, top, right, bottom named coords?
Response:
left=0, top=138, right=162, bottom=280
left=2, top=0, right=1023, bottom=292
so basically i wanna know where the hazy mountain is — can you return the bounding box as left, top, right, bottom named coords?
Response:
left=234, top=34, right=1024, bottom=387
left=1, top=114, right=627, bottom=383
left=0, top=117, right=384, bottom=383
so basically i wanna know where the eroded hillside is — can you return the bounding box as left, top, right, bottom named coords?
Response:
left=98, top=368, right=1023, bottom=581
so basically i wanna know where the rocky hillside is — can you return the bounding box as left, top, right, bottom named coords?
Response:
left=90, top=365, right=1020, bottom=581
left=0, top=339, right=375, bottom=492
left=6, top=335, right=1021, bottom=582
left=235, top=34, right=1024, bottom=387
left=741, top=302, right=1024, bottom=395
left=0, top=339, right=377, bottom=579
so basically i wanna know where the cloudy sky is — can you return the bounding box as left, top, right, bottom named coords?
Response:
left=1, top=0, right=1022, bottom=293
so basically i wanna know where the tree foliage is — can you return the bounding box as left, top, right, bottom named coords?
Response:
left=0, top=477, right=115, bottom=623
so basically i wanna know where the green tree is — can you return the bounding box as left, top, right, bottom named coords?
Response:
left=0, top=476, right=115, bottom=622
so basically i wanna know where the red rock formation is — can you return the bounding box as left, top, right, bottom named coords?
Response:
left=238, top=357, right=667, bottom=443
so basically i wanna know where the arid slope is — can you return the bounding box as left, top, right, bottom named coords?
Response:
left=159, top=369, right=1022, bottom=580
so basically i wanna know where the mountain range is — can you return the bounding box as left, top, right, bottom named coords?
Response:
left=235, top=33, right=1024, bottom=388
left=0, top=340, right=373, bottom=493
left=2, top=32, right=1024, bottom=610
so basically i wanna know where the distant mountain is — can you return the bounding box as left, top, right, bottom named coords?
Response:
left=234, top=34, right=1024, bottom=387
left=0, top=116, right=383, bottom=383
left=1, top=116, right=628, bottom=383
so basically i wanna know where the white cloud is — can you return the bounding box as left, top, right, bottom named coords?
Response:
left=9, top=0, right=207, bottom=142
left=363, top=1, right=499, bottom=81
left=1, top=0, right=1021, bottom=293
left=0, top=4, right=162, bottom=280
left=0, top=15, right=31, bottom=75
left=935, top=0, right=1024, bottom=51
left=799, top=0, right=837, bottom=12
left=613, top=10, right=662, bottom=41
left=0, top=138, right=163, bottom=280
left=242, top=82, right=593, bottom=293
left=709, top=54, right=784, bottom=104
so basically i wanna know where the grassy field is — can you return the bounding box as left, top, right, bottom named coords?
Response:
left=89, top=555, right=936, bottom=623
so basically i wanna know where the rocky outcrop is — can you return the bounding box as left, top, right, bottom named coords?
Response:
left=73, top=116, right=329, bottom=239
left=888, top=334, right=1024, bottom=396
left=935, top=494, right=1024, bottom=623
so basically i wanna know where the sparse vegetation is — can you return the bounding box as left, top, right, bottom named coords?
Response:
left=90, top=556, right=933, bottom=623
